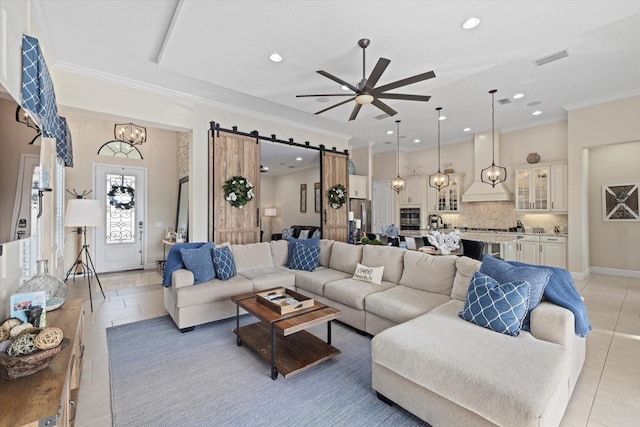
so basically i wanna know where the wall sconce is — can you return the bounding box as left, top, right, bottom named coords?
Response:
left=15, top=106, right=42, bottom=145
left=114, top=122, right=147, bottom=145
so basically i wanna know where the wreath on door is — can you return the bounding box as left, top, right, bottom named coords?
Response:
left=108, top=184, right=135, bottom=210
left=327, top=184, right=346, bottom=209
left=223, top=176, right=255, bottom=208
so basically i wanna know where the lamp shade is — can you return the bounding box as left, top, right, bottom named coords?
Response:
left=64, top=199, right=104, bottom=227
left=264, top=208, right=277, bottom=217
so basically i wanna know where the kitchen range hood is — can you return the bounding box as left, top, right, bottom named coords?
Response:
left=461, top=130, right=513, bottom=202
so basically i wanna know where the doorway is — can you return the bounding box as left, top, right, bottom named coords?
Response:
left=10, top=154, right=39, bottom=241
left=93, top=164, right=147, bottom=273
left=373, top=180, right=393, bottom=235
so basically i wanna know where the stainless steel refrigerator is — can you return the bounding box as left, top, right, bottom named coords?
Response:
left=349, top=199, right=372, bottom=234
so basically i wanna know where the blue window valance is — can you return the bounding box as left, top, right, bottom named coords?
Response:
left=21, top=34, right=73, bottom=167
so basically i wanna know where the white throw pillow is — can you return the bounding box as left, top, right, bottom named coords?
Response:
left=298, top=229, right=310, bottom=240
left=353, top=262, right=384, bottom=285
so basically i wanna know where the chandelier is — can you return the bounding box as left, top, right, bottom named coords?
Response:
left=428, top=107, right=450, bottom=190
left=114, top=123, right=147, bottom=145
left=391, top=120, right=406, bottom=193
left=481, top=90, right=507, bottom=187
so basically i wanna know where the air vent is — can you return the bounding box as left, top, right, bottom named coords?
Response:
left=534, top=49, right=569, bottom=66
left=375, top=113, right=390, bottom=120
left=498, top=98, right=511, bottom=105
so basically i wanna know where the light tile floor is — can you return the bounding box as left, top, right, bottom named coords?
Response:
left=70, top=270, right=640, bottom=426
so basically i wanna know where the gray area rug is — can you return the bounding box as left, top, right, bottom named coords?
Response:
left=107, top=315, right=427, bottom=426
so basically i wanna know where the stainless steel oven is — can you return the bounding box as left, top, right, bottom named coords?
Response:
left=400, top=207, right=421, bottom=230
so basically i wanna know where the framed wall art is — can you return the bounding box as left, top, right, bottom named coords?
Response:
left=602, top=183, right=639, bottom=221
left=300, top=183, right=307, bottom=213
left=314, top=182, right=321, bottom=213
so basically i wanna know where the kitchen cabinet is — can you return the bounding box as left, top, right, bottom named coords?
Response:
left=515, top=162, right=567, bottom=212
left=349, top=175, right=367, bottom=199
left=539, top=235, right=567, bottom=269
left=517, top=236, right=540, bottom=264
left=398, top=176, right=425, bottom=206
left=427, top=173, right=464, bottom=212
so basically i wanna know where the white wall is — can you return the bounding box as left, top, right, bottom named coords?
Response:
left=271, top=167, right=321, bottom=233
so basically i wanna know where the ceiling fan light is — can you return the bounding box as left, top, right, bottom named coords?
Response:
left=355, top=94, right=374, bottom=105
left=392, top=176, right=406, bottom=193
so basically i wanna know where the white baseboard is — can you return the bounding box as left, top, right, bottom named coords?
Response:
left=590, top=266, right=640, bottom=278
left=570, top=267, right=591, bottom=281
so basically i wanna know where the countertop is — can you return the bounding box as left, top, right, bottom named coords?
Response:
left=400, top=229, right=568, bottom=243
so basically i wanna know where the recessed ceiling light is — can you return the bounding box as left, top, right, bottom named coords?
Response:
left=532, top=110, right=542, bottom=116
left=513, top=93, right=524, bottom=99
left=269, top=53, right=283, bottom=63
left=439, top=115, right=447, bottom=121
left=461, top=17, right=480, bottom=30
left=414, top=139, right=420, bottom=143
left=296, top=157, right=302, bottom=161
left=463, top=127, right=471, bottom=132
left=341, top=85, right=350, bottom=91
left=386, top=130, right=394, bottom=135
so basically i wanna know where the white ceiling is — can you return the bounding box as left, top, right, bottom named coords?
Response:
left=32, top=1, right=640, bottom=153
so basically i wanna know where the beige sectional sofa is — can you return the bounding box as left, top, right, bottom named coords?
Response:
left=163, top=239, right=586, bottom=426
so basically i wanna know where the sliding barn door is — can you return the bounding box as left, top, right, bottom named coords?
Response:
left=209, top=130, right=260, bottom=244
left=322, top=151, right=348, bottom=242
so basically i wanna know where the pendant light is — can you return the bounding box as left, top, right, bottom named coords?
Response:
left=481, top=89, right=507, bottom=187
left=391, top=120, right=406, bottom=193
left=428, top=107, right=449, bottom=190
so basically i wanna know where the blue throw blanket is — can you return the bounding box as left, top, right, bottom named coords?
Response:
left=509, top=261, right=591, bottom=337
left=163, top=242, right=210, bottom=287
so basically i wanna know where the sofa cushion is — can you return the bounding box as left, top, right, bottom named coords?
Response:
left=365, top=285, right=450, bottom=324
left=318, top=239, right=334, bottom=267
left=231, top=242, right=273, bottom=273
left=180, top=246, right=216, bottom=283
left=269, top=240, right=289, bottom=266
left=480, top=254, right=552, bottom=331
left=459, top=271, right=531, bottom=337
left=213, top=246, right=237, bottom=280
left=353, top=263, right=384, bottom=285
left=399, top=251, right=457, bottom=294
left=324, top=278, right=395, bottom=310
left=372, top=300, right=569, bottom=427
left=287, top=236, right=320, bottom=267
left=451, top=256, right=483, bottom=301
left=362, top=245, right=405, bottom=283
left=295, top=268, right=350, bottom=296
left=163, top=242, right=214, bottom=287
left=238, top=266, right=296, bottom=291
left=329, top=242, right=363, bottom=274
left=175, top=275, right=253, bottom=307
left=289, top=244, right=320, bottom=272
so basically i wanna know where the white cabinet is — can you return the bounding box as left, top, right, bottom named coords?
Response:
left=539, top=236, right=567, bottom=269
left=427, top=174, right=464, bottom=212
left=517, top=236, right=540, bottom=264
left=550, top=164, right=568, bottom=212
left=515, top=162, right=567, bottom=212
left=398, top=176, right=425, bottom=206
left=349, top=175, right=367, bottom=199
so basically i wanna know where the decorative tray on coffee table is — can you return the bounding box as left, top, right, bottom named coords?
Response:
left=256, top=288, right=314, bottom=315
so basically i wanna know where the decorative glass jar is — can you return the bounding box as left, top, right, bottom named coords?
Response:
left=18, top=260, right=67, bottom=310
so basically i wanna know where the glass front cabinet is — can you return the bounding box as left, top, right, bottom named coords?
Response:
left=427, top=173, right=463, bottom=212
left=515, top=166, right=549, bottom=211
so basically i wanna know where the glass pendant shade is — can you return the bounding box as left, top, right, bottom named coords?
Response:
left=17, top=260, right=67, bottom=310
left=481, top=90, right=507, bottom=188
left=428, top=107, right=450, bottom=191
left=391, top=119, right=406, bottom=193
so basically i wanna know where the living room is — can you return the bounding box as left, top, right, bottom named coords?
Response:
left=1, top=1, right=640, bottom=426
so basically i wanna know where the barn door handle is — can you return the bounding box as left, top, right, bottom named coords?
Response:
left=324, top=209, right=327, bottom=225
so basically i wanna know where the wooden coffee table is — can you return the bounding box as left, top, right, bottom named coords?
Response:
left=231, top=288, right=341, bottom=380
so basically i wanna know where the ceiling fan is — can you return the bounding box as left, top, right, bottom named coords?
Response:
left=296, top=38, right=436, bottom=121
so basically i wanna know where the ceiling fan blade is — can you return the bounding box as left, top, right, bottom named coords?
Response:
left=364, top=58, right=391, bottom=92
left=315, top=97, right=356, bottom=115
left=375, top=93, right=431, bottom=102
left=296, top=94, right=354, bottom=98
left=374, top=70, right=436, bottom=93
left=348, top=103, right=363, bottom=121
left=372, top=98, right=397, bottom=117
left=317, top=70, right=360, bottom=93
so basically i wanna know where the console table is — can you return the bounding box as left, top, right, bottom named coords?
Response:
left=0, top=298, right=84, bottom=427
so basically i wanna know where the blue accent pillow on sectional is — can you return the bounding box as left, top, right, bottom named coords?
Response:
left=180, top=246, right=216, bottom=284
left=287, top=236, right=320, bottom=268
left=480, top=254, right=552, bottom=331
left=459, top=271, right=531, bottom=337
left=212, top=245, right=237, bottom=280
left=163, top=242, right=214, bottom=287
left=289, top=244, right=321, bottom=272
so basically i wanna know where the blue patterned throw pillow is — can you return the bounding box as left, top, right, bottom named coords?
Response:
left=480, top=254, right=551, bottom=331
left=287, top=236, right=320, bottom=268
left=180, top=246, right=216, bottom=284
left=289, top=244, right=321, bottom=272
left=459, top=271, right=531, bottom=337
left=212, top=246, right=237, bottom=280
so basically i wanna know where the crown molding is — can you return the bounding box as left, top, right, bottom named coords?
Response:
left=563, top=88, right=640, bottom=111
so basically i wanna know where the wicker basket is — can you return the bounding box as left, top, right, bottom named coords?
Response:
left=0, top=338, right=69, bottom=380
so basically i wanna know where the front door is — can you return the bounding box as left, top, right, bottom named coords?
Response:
left=94, top=164, right=146, bottom=273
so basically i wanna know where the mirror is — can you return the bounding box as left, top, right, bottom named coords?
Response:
left=176, top=177, right=189, bottom=241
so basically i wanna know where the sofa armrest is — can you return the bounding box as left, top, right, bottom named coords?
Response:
left=171, top=269, right=195, bottom=289
left=529, top=301, right=574, bottom=347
